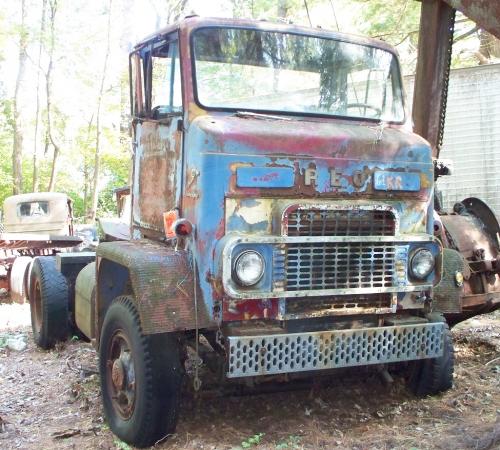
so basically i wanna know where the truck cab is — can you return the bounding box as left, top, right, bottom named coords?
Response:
left=30, top=17, right=457, bottom=448
left=2, top=192, right=73, bottom=236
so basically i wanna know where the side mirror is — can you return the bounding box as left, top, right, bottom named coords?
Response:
left=434, top=159, right=453, bottom=179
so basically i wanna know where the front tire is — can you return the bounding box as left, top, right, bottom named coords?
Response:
left=408, top=313, right=454, bottom=396
left=99, top=296, right=183, bottom=448
left=29, top=256, right=69, bottom=349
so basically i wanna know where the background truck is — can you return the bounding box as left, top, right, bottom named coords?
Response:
left=0, top=192, right=81, bottom=303
left=28, top=16, right=500, bottom=448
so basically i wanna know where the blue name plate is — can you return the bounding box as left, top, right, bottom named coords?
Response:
left=236, top=167, right=295, bottom=188
left=373, top=171, right=421, bottom=191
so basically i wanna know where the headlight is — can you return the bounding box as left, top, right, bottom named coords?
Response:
left=234, top=250, right=265, bottom=286
left=410, top=248, right=435, bottom=279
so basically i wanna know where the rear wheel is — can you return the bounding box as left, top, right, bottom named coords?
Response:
left=99, top=296, right=183, bottom=448
left=408, top=313, right=454, bottom=396
left=29, top=256, right=69, bottom=349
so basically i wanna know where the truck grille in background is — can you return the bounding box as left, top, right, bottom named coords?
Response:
left=286, top=243, right=396, bottom=291
left=286, top=209, right=396, bottom=237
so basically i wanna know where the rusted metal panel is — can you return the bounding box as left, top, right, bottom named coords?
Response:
left=443, top=0, right=500, bottom=38
left=438, top=208, right=500, bottom=321
left=413, top=0, right=455, bottom=155
left=433, top=248, right=466, bottom=313
left=97, top=240, right=215, bottom=334
left=132, top=119, right=182, bottom=238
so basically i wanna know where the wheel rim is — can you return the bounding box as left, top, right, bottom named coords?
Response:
left=33, top=280, right=42, bottom=333
left=106, top=330, right=136, bottom=420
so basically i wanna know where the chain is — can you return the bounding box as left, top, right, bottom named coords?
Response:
left=437, top=8, right=456, bottom=154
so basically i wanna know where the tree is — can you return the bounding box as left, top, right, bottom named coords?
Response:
left=33, top=0, right=47, bottom=192
left=46, top=0, right=62, bottom=192
left=87, top=0, right=113, bottom=222
left=12, top=0, right=28, bottom=195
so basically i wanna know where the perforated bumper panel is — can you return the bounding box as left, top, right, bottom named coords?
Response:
left=227, top=323, right=444, bottom=378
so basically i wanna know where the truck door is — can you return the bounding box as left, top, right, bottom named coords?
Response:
left=130, top=36, right=183, bottom=239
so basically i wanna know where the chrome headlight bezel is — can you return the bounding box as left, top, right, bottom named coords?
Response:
left=233, top=250, right=265, bottom=286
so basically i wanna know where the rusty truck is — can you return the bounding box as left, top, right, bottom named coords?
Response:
left=0, top=192, right=81, bottom=303
left=28, top=17, right=500, bottom=448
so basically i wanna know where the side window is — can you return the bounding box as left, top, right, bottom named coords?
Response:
left=151, top=41, right=182, bottom=117
left=130, top=52, right=145, bottom=117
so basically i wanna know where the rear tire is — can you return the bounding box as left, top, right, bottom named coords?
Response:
left=408, top=313, right=454, bottom=396
left=29, top=256, right=69, bottom=349
left=99, top=296, right=183, bottom=448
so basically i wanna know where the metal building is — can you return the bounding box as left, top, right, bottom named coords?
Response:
left=407, top=63, right=500, bottom=214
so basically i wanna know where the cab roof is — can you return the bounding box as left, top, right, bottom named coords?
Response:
left=133, top=16, right=396, bottom=54
left=3, top=192, right=69, bottom=208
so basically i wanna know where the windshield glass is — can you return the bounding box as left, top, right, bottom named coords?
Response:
left=193, top=27, right=405, bottom=122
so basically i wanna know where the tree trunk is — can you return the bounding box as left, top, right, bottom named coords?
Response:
left=46, top=0, right=60, bottom=192
left=277, top=0, right=289, bottom=19
left=12, top=0, right=28, bottom=195
left=87, top=0, right=113, bottom=222
left=33, top=0, right=47, bottom=193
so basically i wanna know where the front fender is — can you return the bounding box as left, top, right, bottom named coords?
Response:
left=96, top=239, right=213, bottom=334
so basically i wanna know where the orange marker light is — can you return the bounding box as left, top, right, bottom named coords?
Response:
left=163, top=210, right=179, bottom=239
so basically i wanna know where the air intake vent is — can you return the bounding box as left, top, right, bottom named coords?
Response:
left=286, top=208, right=396, bottom=237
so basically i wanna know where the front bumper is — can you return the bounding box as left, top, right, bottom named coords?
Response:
left=226, top=322, right=444, bottom=378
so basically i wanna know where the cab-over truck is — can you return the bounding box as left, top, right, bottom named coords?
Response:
left=28, top=17, right=500, bottom=447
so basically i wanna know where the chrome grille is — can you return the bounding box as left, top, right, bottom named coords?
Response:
left=286, top=208, right=396, bottom=237
left=286, top=243, right=396, bottom=291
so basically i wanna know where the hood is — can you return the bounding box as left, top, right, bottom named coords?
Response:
left=190, top=113, right=430, bottom=163
left=186, top=114, right=433, bottom=201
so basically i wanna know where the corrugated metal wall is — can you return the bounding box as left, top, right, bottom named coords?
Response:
left=406, top=63, right=500, bottom=214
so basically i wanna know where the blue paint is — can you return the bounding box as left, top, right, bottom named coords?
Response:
left=181, top=114, right=435, bottom=324
left=373, top=171, right=421, bottom=192
left=236, top=167, right=294, bottom=188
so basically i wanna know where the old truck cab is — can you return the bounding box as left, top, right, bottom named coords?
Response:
left=2, top=192, right=73, bottom=235
left=29, top=18, right=457, bottom=448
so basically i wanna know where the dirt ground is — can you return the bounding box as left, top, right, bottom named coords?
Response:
left=0, top=304, right=498, bottom=450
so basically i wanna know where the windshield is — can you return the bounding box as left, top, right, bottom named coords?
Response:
left=193, top=27, right=405, bottom=122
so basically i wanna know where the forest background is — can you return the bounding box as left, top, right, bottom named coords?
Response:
left=1, top=0, right=499, bottom=222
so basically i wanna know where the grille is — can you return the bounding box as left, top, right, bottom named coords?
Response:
left=285, top=243, right=396, bottom=291
left=227, top=323, right=445, bottom=378
left=285, top=294, right=393, bottom=318
left=286, top=208, right=396, bottom=237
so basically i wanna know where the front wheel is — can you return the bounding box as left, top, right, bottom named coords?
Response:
left=408, top=313, right=454, bottom=396
left=99, top=296, right=183, bottom=448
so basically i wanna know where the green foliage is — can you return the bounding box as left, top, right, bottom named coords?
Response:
left=275, top=435, right=301, bottom=449
left=353, top=0, right=421, bottom=42
left=352, top=0, right=421, bottom=74
left=0, top=97, right=14, bottom=203
left=113, top=438, right=132, bottom=450
left=241, top=433, right=265, bottom=448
